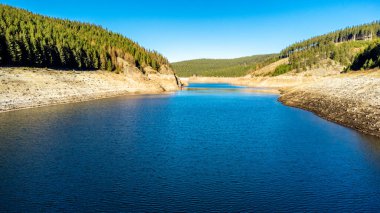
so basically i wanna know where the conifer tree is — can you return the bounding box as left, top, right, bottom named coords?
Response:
left=0, top=4, right=170, bottom=71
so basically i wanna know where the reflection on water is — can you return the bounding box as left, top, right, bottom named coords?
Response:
left=186, top=83, right=245, bottom=89
left=186, top=83, right=278, bottom=94
left=0, top=83, right=380, bottom=212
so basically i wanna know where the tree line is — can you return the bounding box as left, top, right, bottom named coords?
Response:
left=0, top=4, right=169, bottom=71
left=280, top=21, right=380, bottom=58
left=277, top=21, right=380, bottom=72
left=172, top=54, right=277, bottom=77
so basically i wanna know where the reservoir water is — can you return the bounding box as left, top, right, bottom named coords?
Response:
left=1, top=83, right=380, bottom=212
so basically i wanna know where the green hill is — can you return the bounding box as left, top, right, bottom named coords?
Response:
left=279, top=21, right=380, bottom=73
left=0, top=4, right=169, bottom=71
left=173, top=22, right=380, bottom=78
left=172, top=54, right=278, bottom=77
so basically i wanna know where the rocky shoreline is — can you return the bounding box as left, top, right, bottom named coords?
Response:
left=279, top=72, right=380, bottom=138
left=0, top=67, right=181, bottom=113
left=2, top=67, right=380, bottom=137
left=184, top=71, right=380, bottom=138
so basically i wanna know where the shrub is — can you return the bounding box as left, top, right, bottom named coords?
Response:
left=272, top=64, right=292, bottom=76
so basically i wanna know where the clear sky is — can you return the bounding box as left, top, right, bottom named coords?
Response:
left=2, top=0, right=379, bottom=62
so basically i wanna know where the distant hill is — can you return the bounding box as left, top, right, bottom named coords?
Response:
left=172, top=54, right=278, bottom=77
left=0, top=4, right=169, bottom=71
left=173, top=22, right=380, bottom=78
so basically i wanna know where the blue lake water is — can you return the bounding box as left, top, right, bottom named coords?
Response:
left=1, top=83, right=380, bottom=212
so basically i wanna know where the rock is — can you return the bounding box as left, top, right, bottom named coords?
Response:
left=159, top=65, right=175, bottom=75
left=143, top=66, right=157, bottom=74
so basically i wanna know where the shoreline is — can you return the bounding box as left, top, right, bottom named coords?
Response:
left=184, top=72, right=380, bottom=138
left=0, top=90, right=176, bottom=114
left=0, top=67, right=180, bottom=113
left=2, top=68, right=380, bottom=138
left=278, top=95, right=380, bottom=138
left=278, top=73, right=380, bottom=138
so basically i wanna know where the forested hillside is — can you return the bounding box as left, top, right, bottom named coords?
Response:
left=280, top=21, right=380, bottom=72
left=349, top=41, right=380, bottom=70
left=174, top=22, right=380, bottom=77
left=172, top=54, right=278, bottom=77
left=0, top=4, right=169, bottom=71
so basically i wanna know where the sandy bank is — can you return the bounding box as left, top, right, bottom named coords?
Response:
left=0, top=67, right=180, bottom=112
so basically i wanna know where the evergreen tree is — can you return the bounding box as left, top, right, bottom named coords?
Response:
left=279, top=21, right=380, bottom=71
left=0, top=4, right=170, bottom=71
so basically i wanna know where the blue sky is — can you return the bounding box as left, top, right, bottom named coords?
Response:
left=2, top=0, right=380, bottom=62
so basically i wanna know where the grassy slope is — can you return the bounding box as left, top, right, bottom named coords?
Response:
left=172, top=54, right=278, bottom=77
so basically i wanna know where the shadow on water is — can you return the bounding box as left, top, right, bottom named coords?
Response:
left=357, top=134, right=380, bottom=166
